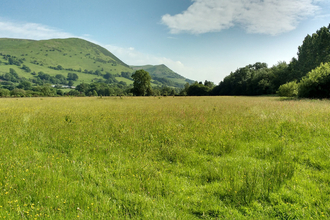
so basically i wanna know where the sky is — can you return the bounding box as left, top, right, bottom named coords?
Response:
left=0, top=0, right=329, bottom=83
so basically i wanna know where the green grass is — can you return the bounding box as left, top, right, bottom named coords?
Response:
left=0, top=96, right=329, bottom=219
left=115, top=77, right=133, bottom=85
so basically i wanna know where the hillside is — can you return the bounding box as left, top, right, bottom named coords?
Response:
left=0, top=38, right=193, bottom=89
left=131, top=64, right=194, bottom=87
left=0, top=38, right=133, bottom=86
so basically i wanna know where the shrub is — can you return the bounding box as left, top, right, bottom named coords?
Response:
left=0, top=88, right=10, bottom=97
left=277, top=81, right=298, bottom=97
left=298, top=62, right=330, bottom=98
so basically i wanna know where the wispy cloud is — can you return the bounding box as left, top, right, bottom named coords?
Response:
left=0, top=18, right=74, bottom=39
left=161, top=0, right=320, bottom=35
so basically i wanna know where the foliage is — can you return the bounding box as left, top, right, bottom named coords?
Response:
left=290, top=24, right=330, bottom=80
left=121, top=71, right=131, bottom=79
left=0, top=97, right=330, bottom=219
left=298, top=62, right=330, bottom=98
left=67, top=72, right=78, bottom=81
left=211, top=24, right=330, bottom=97
left=17, top=80, right=32, bottom=90
left=0, top=68, right=21, bottom=83
left=0, top=88, right=10, bottom=97
left=21, top=64, right=31, bottom=72
left=277, top=81, right=298, bottom=97
left=8, top=57, right=22, bottom=66
left=10, top=88, right=26, bottom=97
left=213, top=62, right=280, bottom=96
left=187, top=81, right=211, bottom=96
left=131, top=69, right=152, bottom=96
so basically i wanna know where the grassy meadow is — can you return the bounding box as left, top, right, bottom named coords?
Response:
left=0, top=96, right=329, bottom=219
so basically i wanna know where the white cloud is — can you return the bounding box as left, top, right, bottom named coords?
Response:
left=162, top=0, right=320, bottom=35
left=0, top=18, right=74, bottom=39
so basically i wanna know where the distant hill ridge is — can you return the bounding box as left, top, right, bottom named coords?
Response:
left=131, top=64, right=194, bottom=86
left=0, top=37, right=193, bottom=87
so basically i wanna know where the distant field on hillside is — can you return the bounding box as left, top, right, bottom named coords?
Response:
left=0, top=97, right=329, bottom=219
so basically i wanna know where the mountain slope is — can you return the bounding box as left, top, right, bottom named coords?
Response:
left=0, top=38, right=194, bottom=88
left=0, top=38, right=131, bottom=74
left=131, top=64, right=194, bottom=87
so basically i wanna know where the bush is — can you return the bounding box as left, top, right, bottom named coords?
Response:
left=298, top=63, right=330, bottom=98
left=0, top=88, right=10, bottom=97
left=10, top=88, right=26, bottom=97
left=277, top=81, right=298, bottom=97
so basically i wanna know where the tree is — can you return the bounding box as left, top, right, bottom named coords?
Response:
left=131, top=69, right=152, bottom=96
left=76, top=83, right=90, bottom=94
left=9, top=68, right=18, bottom=77
left=21, top=64, right=31, bottom=72
left=94, top=70, right=102, bottom=76
left=0, top=88, right=10, bottom=97
left=67, top=73, right=78, bottom=81
left=103, top=72, right=112, bottom=79
left=55, top=74, right=67, bottom=84
left=10, top=88, right=26, bottom=97
left=68, top=80, right=74, bottom=87
left=17, top=81, right=32, bottom=90
left=298, top=62, right=330, bottom=98
left=290, top=25, right=330, bottom=80
left=187, top=82, right=210, bottom=96
left=92, top=90, right=98, bottom=96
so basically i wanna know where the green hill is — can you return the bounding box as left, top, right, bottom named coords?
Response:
left=131, top=64, right=194, bottom=87
left=0, top=38, right=194, bottom=89
left=0, top=38, right=133, bottom=86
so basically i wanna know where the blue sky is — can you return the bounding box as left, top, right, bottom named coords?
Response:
left=0, top=0, right=329, bottom=83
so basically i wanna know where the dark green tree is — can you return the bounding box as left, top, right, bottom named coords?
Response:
left=131, top=69, right=152, bottom=96
left=17, top=81, right=32, bottom=90
left=103, top=72, right=112, bottom=79
left=291, top=24, right=330, bottom=80
left=55, top=74, right=67, bottom=84
left=21, top=65, right=31, bottom=72
left=67, top=73, right=78, bottom=81
left=187, top=82, right=210, bottom=96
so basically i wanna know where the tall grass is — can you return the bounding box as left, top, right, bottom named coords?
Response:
left=0, top=96, right=329, bottom=219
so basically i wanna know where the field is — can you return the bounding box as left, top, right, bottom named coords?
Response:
left=0, top=96, right=329, bottom=219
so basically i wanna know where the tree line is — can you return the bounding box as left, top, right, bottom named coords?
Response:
left=129, top=24, right=330, bottom=98
left=210, top=24, right=330, bottom=98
